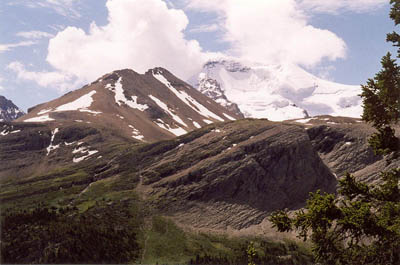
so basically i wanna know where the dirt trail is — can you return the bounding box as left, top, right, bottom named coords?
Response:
left=79, top=182, right=95, bottom=196
left=140, top=216, right=153, bottom=264
left=141, top=234, right=149, bottom=263
left=135, top=174, right=152, bottom=200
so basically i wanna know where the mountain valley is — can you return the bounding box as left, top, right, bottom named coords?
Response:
left=1, top=66, right=399, bottom=264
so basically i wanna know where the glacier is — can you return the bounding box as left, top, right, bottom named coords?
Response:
left=191, top=60, right=363, bottom=121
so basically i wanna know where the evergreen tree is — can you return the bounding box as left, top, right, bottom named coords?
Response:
left=360, top=0, right=400, bottom=155
left=361, top=53, right=400, bottom=154
left=387, top=0, right=400, bottom=53
left=270, top=169, right=400, bottom=265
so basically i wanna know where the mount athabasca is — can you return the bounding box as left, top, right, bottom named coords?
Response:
left=191, top=59, right=363, bottom=121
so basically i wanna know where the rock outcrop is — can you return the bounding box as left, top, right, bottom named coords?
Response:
left=129, top=119, right=337, bottom=229
left=0, top=95, right=24, bottom=122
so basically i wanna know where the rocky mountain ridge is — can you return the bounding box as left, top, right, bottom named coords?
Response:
left=19, top=67, right=242, bottom=142
left=196, top=74, right=243, bottom=117
left=0, top=95, right=24, bottom=122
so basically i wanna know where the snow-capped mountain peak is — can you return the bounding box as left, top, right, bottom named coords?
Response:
left=18, top=68, right=241, bottom=142
left=196, top=72, right=244, bottom=117
left=0, top=95, right=25, bottom=122
left=191, top=59, right=362, bottom=121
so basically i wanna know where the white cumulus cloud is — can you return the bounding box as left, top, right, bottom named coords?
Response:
left=299, top=0, right=387, bottom=13
left=7, top=61, right=79, bottom=91
left=16, top=31, right=54, bottom=39
left=189, top=23, right=220, bottom=33
left=8, top=0, right=81, bottom=19
left=187, top=0, right=347, bottom=68
left=13, top=0, right=387, bottom=91
left=0, top=41, right=36, bottom=53
left=45, top=0, right=208, bottom=83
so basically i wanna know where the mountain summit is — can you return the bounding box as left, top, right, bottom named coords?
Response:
left=191, top=60, right=363, bottom=121
left=19, top=68, right=242, bottom=142
left=0, top=95, right=24, bottom=122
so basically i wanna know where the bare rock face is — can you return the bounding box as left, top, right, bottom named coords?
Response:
left=0, top=96, right=24, bottom=122
left=134, top=119, right=337, bottom=229
left=289, top=116, right=400, bottom=182
left=307, top=124, right=377, bottom=177
left=196, top=75, right=244, bottom=118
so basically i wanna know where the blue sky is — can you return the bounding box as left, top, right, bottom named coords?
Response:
left=0, top=0, right=396, bottom=111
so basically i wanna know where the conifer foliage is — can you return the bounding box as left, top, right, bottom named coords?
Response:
left=270, top=169, right=400, bottom=264
left=1, top=205, right=141, bottom=264
left=361, top=53, right=400, bottom=154
left=361, top=0, right=400, bottom=155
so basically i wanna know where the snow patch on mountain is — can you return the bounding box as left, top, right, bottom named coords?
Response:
left=107, top=77, right=149, bottom=111
left=55, top=91, right=98, bottom=113
left=154, top=118, right=187, bottom=136
left=46, top=128, right=60, bottom=156
left=24, top=114, right=55, bottom=123
left=0, top=125, right=22, bottom=136
left=192, top=60, right=363, bottom=121
left=79, top=109, right=102, bottom=115
left=38, top=108, right=53, bottom=115
left=153, top=70, right=225, bottom=122
left=295, top=118, right=314, bottom=124
left=32, top=90, right=101, bottom=119
left=149, top=94, right=188, bottom=127
left=193, top=121, right=201, bottom=128
left=223, top=113, right=236, bottom=121
left=128, top=125, right=145, bottom=141
left=72, top=143, right=98, bottom=163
